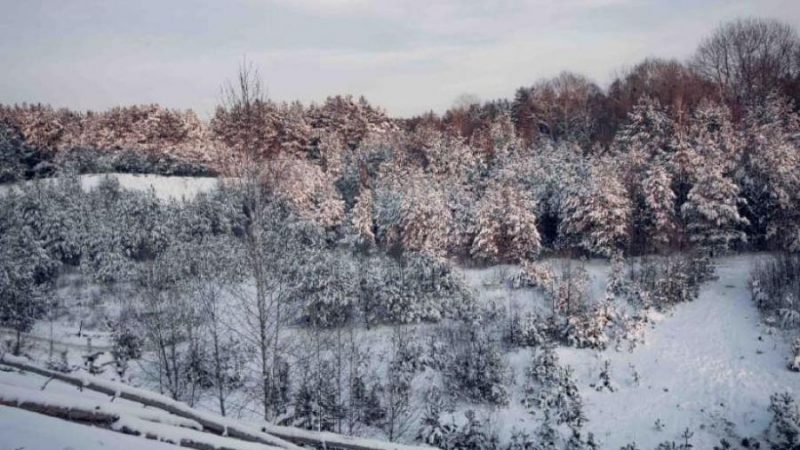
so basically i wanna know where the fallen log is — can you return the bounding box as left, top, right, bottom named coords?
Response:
left=0, top=354, right=434, bottom=450
left=0, top=395, right=117, bottom=425
left=0, top=399, right=279, bottom=450
left=0, top=354, right=298, bottom=450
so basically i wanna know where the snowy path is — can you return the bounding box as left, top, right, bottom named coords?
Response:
left=559, top=255, right=799, bottom=449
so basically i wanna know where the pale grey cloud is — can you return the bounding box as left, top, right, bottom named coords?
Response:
left=0, top=0, right=798, bottom=117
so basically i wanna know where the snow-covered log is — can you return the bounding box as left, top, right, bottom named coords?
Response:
left=0, top=392, right=118, bottom=425
left=0, top=396, right=282, bottom=450
left=0, top=354, right=299, bottom=450
left=0, top=354, right=434, bottom=450
left=0, top=383, right=202, bottom=430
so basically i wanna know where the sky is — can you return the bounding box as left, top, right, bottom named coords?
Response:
left=1, top=0, right=799, bottom=118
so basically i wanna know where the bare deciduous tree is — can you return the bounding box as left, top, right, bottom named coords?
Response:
left=692, top=18, right=800, bottom=109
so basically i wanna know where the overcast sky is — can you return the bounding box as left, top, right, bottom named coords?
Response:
left=1, top=0, right=799, bottom=117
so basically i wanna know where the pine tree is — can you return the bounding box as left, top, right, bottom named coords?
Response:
left=767, top=392, right=800, bottom=449
left=681, top=168, right=747, bottom=253
left=522, top=346, right=585, bottom=429
left=471, top=181, right=541, bottom=263
left=0, top=191, right=58, bottom=355
left=416, top=387, right=451, bottom=448
left=400, top=174, right=452, bottom=257
left=351, top=188, right=376, bottom=249
left=641, top=164, right=677, bottom=252
left=740, top=94, right=800, bottom=250
left=614, top=96, right=674, bottom=160
left=559, top=162, right=631, bottom=257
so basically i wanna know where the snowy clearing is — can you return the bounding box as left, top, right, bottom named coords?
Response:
left=558, top=255, right=798, bottom=448
left=0, top=173, right=219, bottom=201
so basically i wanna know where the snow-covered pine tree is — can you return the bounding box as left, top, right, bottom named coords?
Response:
left=607, top=251, right=628, bottom=296
left=400, top=174, right=452, bottom=257
left=559, top=161, right=631, bottom=257
left=668, top=131, right=706, bottom=208
left=740, top=93, right=800, bottom=250
left=0, top=189, right=59, bottom=355
left=687, top=100, right=741, bottom=173
left=681, top=168, right=748, bottom=253
left=767, top=392, right=800, bottom=450
left=789, top=337, right=800, bottom=372
left=641, top=164, right=677, bottom=252
left=416, top=387, right=452, bottom=448
left=512, top=259, right=556, bottom=290
left=446, top=326, right=509, bottom=406
left=522, top=345, right=585, bottom=429
left=443, top=410, right=499, bottom=450
left=614, top=96, right=674, bottom=160
left=470, top=181, right=541, bottom=263
left=615, top=96, right=675, bottom=219
left=351, top=188, right=376, bottom=250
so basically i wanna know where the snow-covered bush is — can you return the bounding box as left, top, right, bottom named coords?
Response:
left=594, top=360, right=616, bottom=392
left=505, top=429, right=536, bottom=450
left=789, top=337, right=800, bottom=372
left=429, top=410, right=499, bottom=450
left=110, top=318, right=144, bottom=378
left=651, top=256, right=695, bottom=309
left=444, top=325, right=509, bottom=406
left=511, top=260, right=556, bottom=290
left=563, top=295, right=616, bottom=350
left=416, top=387, right=453, bottom=448
left=750, top=254, right=800, bottom=331
left=767, top=392, right=800, bottom=450
left=550, top=260, right=590, bottom=317
left=521, top=346, right=585, bottom=430
left=366, top=253, right=476, bottom=325
left=293, top=359, right=340, bottom=432
left=507, top=311, right=549, bottom=348
left=607, top=251, right=629, bottom=296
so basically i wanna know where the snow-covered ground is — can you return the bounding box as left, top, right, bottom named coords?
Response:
left=559, top=255, right=798, bottom=448
left=80, top=173, right=219, bottom=200
left=0, top=173, right=220, bottom=201
left=2, top=253, right=797, bottom=449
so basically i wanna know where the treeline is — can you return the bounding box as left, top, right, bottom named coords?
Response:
left=2, top=18, right=800, bottom=260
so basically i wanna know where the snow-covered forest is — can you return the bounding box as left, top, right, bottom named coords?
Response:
left=2, top=15, right=800, bottom=450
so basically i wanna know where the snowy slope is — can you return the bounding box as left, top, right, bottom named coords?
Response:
left=558, top=255, right=799, bottom=449
left=2, top=253, right=796, bottom=449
